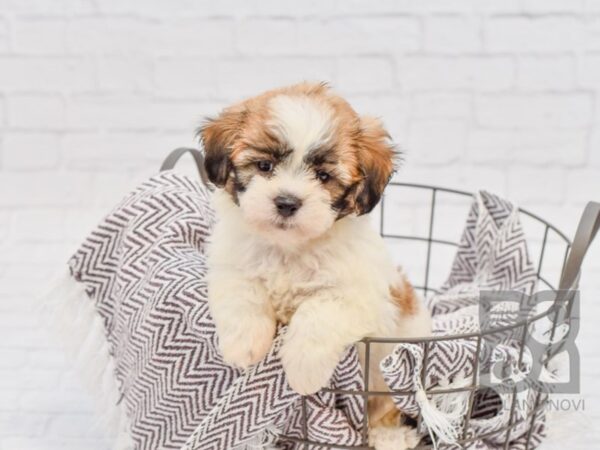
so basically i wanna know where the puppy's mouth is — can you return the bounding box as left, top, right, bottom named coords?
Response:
left=273, top=217, right=296, bottom=230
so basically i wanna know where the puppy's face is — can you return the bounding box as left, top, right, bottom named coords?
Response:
left=200, top=83, right=396, bottom=246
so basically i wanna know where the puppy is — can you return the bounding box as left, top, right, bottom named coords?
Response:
left=201, top=82, right=431, bottom=448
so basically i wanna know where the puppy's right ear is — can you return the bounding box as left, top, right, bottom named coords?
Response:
left=198, top=106, right=247, bottom=187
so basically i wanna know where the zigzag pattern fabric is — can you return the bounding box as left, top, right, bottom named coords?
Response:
left=381, top=191, right=546, bottom=449
left=68, top=172, right=365, bottom=450
left=69, top=174, right=547, bottom=449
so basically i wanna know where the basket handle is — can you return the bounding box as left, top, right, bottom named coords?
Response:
left=160, top=147, right=213, bottom=189
left=559, top=201, right=600, bottom=291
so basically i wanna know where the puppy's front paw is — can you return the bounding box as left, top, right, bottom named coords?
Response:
left=370, top=425, right=420, bottom=450
left=218, top=315, right=276, bottom=369
left=280, top=338, right=341, bottom=395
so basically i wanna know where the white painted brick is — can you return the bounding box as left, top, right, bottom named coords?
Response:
left=150, top=20, right=236, bottom=57
left=47, top=413, right=104, bottom=438
left=566, top=169, right=600, bottom=204
left=424, top=16, right=482, bottom=53
left=66, top=17, right=149, bottom=55
left=297, top=17, right=421, bottom=55
left=458, top=165, right=508, bottom=194
left=411, top=93, right=472, bottom=119
left=90, top=172, right=149, bottom=208
left=0, top=412, right=47, bottom=437
left=472, top=0, right=523, bottom=14
left=336, top=58, right=394, bottom=94
left=485, top=17, right=585, bottom=53
left=95, top=0, right=256, bottom=18
left=7, top=95, right=65, bottom=130
left=576, top=53, right=600, bottom=88
left=517, top=56, right=576, bottom=91
left=589, top=131, right=600, bottom=166
left=66, top=96, right=207, bottom=131
left=583, top=17, right=600, bottom=51
left=0, top=212, right=10, bottom=242
left=0, top=172, right=91, bottom=207
left=0, top=96, right=6, bottom=126
left=343, top=94, right=410, bottom=141
left=97, top=57, right=153, bottom=92
left=0, top=57, right=95, bottom=92
left=509, top=131, right=588, bottom=165
left=68, top=17, right=236, bottom=57
left=507, top=167, right=566, bottom=204
left=467, top=129, right=522, bottom=164
left=0, top=17, right=9, bottom=52
left=467, top=129, right=588, bottom=166
left=0, top=366, right=62, bottom=390
left=397, top=162, right=507, bottom=195
left=1, top=132, right=61, bottom=170
left=215, top=58, right=335, bottom=99
left=236, top=19, right=298, bottom=56
left=154, top=58, right=217, bottom=98
left=407, top=119, right=467, bottom=165
left=20, top=390, right=93, bottom=413
left=339, top=0, right=517, bottom=15
left=0, top=0, right=95, bottom=15
left=585, top=0, right=600, bottom=13
left=13, top=18, right=67, bottom=54
left=0, top=390, right=20, bottom=411
left=475, top=94, right=593, bottom=129
left=398, top=56, right=515, bottom=91
left=254, top=0, right=336, bottom=16
left=0, top=243, right=72, bottom=265
left=61, top=132, right=193, bottom=171
left=521, top=0, right=584, bottom=13
left=11, top=209, right=65, bottom=242
left=26, top=349, right=67, bottom=369
left=0, top=349, right=27, bottom=369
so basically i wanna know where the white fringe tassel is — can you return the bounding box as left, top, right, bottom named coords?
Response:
left=40, top=269, right=133, bottom=450
left=397, top=344, right=470, bottom=449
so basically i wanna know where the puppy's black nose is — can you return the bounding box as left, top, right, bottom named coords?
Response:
left=274, top=195, right=302, bottom=218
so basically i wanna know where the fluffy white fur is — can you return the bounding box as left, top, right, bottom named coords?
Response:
left=206, top=88, right=431, bottom=449
left=209, top=191, right=407, bottom=393
left=206, top=93, right=430, bottom=390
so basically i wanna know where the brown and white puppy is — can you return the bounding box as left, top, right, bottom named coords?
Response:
left=200, top=82, right=430, bottom=449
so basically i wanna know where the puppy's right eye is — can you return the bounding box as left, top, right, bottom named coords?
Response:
left=257, top=160, right=273, bottom=172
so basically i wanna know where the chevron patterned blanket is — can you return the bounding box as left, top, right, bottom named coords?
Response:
left=68, top=172, right=545, bottom=449
left=68, top=172, right=365, bottom=450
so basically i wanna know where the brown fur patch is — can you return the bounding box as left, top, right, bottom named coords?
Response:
left=198, top=82, right=397, bottom=215
left=389, top=269, right=419, bottom=316
left=368, top=396, right=403, bottom=428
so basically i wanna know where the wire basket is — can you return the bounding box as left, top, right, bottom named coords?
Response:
left=163, top=148, right=599, bottom=450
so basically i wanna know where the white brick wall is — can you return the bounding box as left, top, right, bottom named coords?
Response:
left=1, top=1, right=599, bottom=449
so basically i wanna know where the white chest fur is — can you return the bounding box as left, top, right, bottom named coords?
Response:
left=207, top=191, right=399, bottom=330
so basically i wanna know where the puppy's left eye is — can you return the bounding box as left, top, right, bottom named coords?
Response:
left=257, top=160, right=273, bottom=172
left=316, top=170, right=330, bottom=182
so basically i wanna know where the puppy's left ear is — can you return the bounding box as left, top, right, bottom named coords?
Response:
left=354, top=117, right=396, bottom=216
left=198, top=105, right=247, bottom=187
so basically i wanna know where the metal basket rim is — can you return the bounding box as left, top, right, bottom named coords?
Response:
left=387, top=181, right=571, bottom=244
left=366, top=181, right=573, bottom=344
